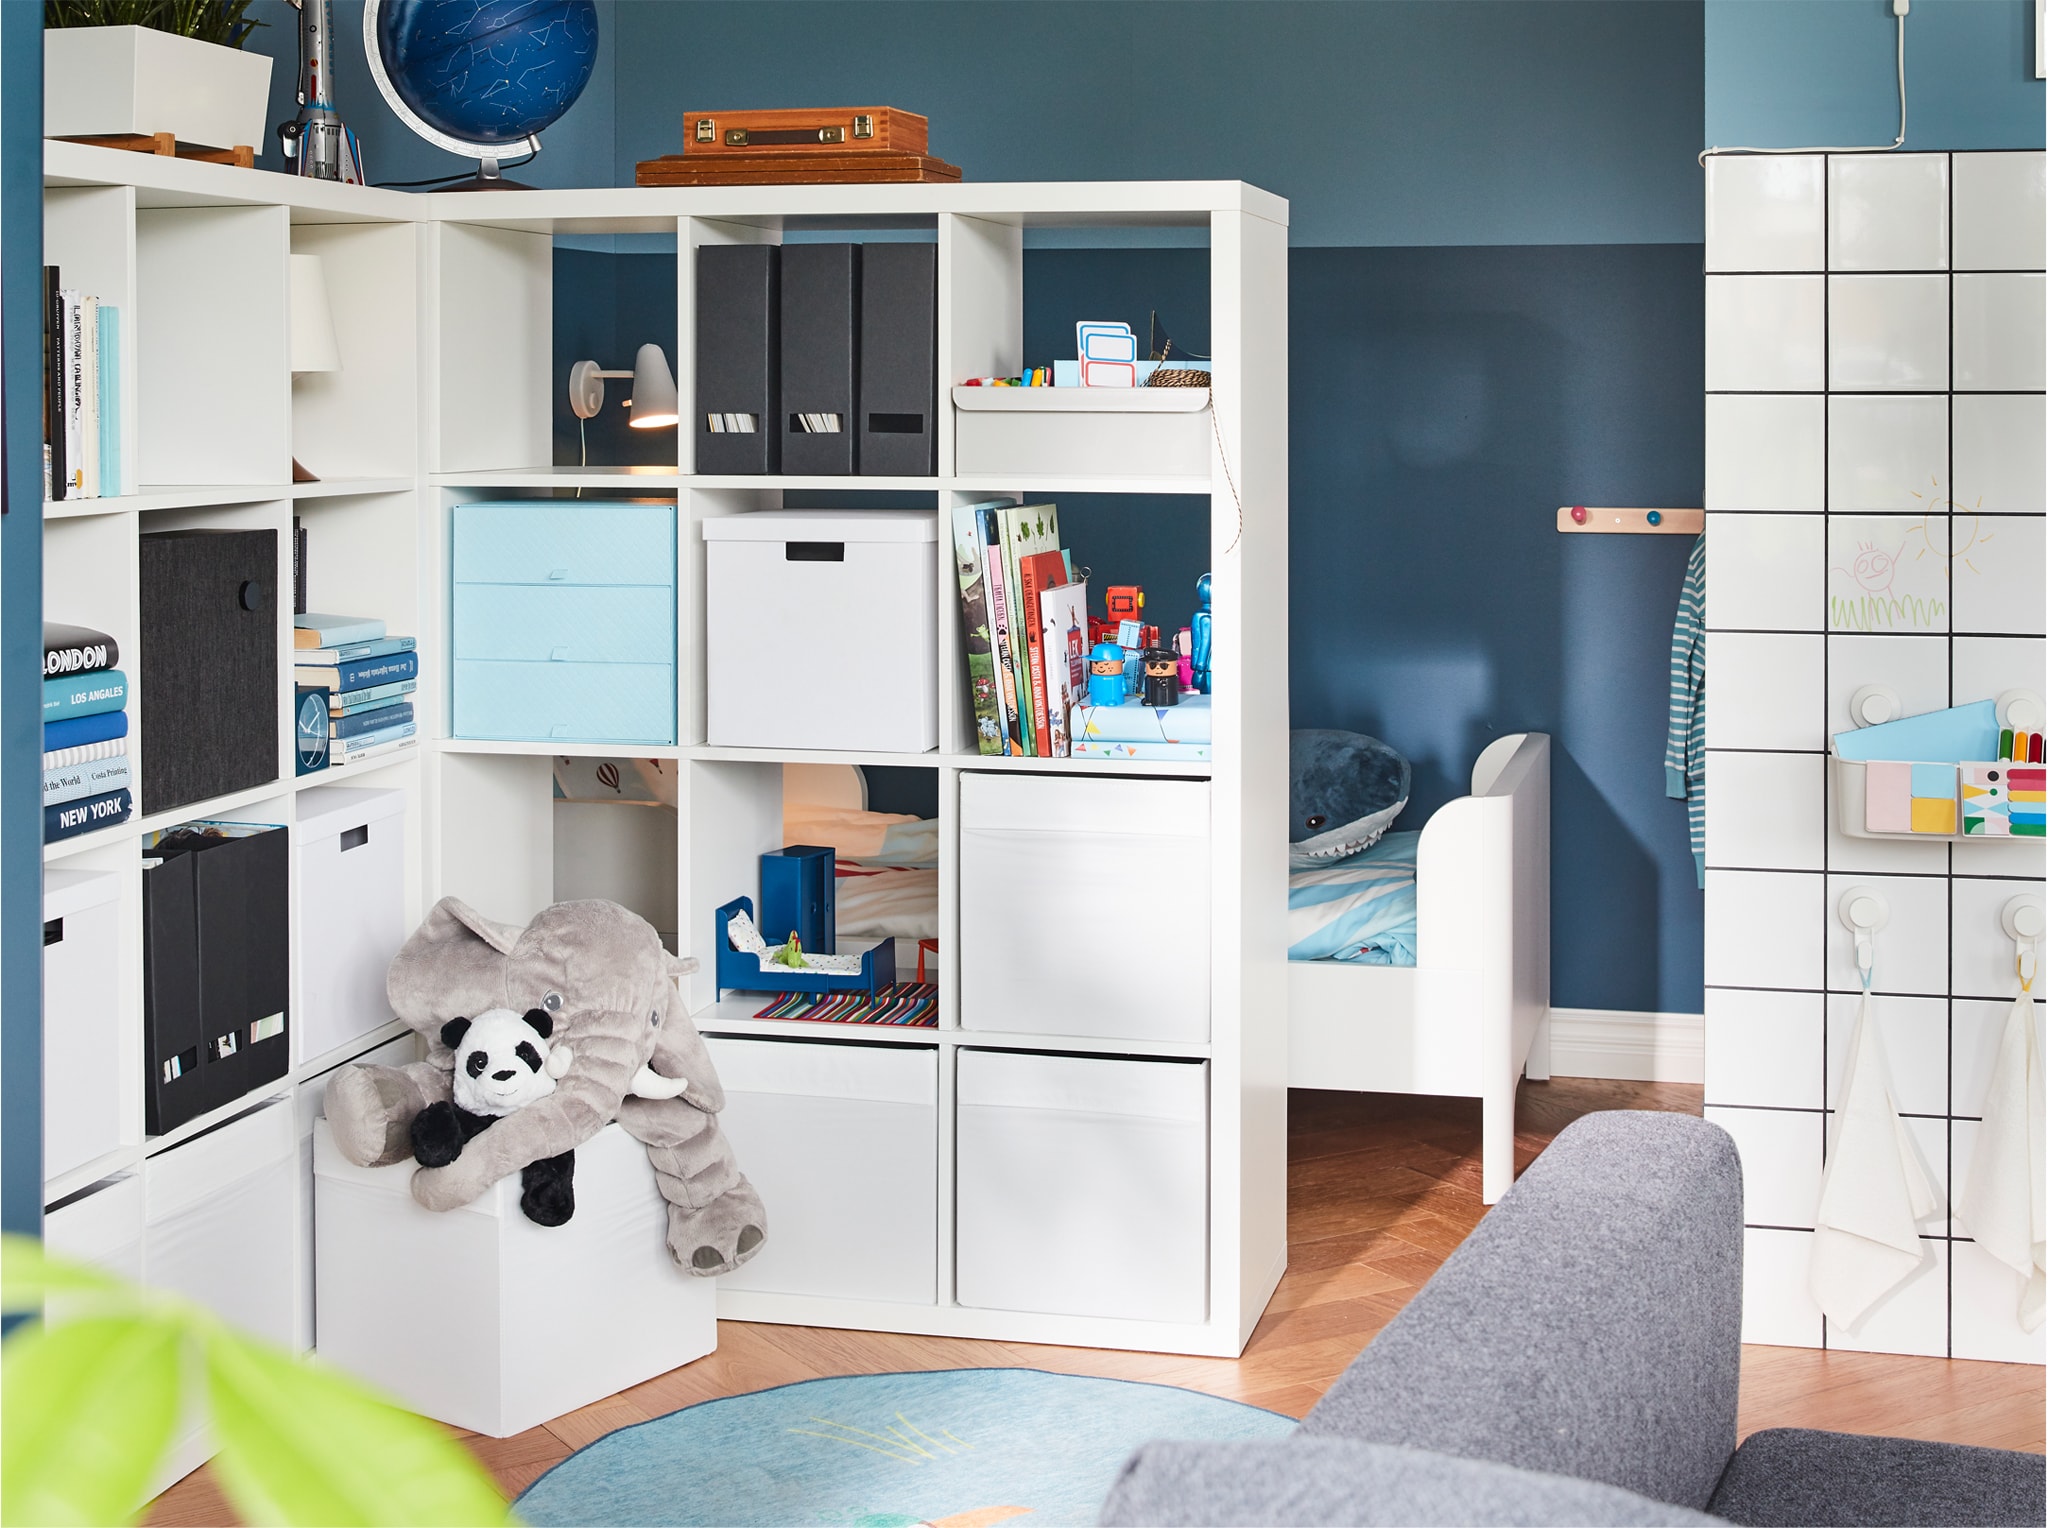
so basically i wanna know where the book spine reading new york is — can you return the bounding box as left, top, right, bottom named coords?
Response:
left=41, top=622, right=131, bottom=840
left=41, top=268, right=123, bottom=502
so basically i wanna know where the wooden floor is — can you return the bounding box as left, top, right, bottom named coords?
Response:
left=149, top=1077, right=2044, bottom=1523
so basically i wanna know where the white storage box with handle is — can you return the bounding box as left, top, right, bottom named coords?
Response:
left=959, top=772, right=1210, bottom=1041
left=955, top=1049, right=1208, bottom=1323
left=293, top=786, right=408, bottom=1066
left=313, top=1118, right=716, bottom=1438
left=43, top=868, right=125, bottom=1181
left=705, top=1036, right=937, bottom=1304
left=703, top=509, right=937, bottom=752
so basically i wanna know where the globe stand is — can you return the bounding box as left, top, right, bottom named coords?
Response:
left=440, top=156, right=536, bottom=193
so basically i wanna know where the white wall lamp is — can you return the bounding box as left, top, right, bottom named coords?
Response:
left=568, top=344, right=680, bottom=456
left=289, top=252, right=341, bottom=482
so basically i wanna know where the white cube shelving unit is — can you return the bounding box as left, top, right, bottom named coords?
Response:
left=43, top=142, right=1289, bottom=1373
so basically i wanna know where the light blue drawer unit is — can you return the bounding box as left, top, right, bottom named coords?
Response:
left=451, top=502, right=677, bottom=743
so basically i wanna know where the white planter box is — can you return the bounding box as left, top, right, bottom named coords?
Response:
left=45, top=26, right=272, bottom=152
left=955, top=1049, right=1208, bottom=1324
left=294, top=787, right=408, bottom=1067
left=704, top=509, right=937, bottom=753
left=43, top=869, right=124, bottom=1181
left=959, top=773, right=1210, bottom=1041
left=313, top=1119, right=717, bottom=1437
left=952, top=386, right=1211, bottom=481
left=705, top=1037, right=937, bottom=1305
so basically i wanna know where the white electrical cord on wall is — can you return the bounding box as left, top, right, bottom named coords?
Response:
left=1699, top=0, right=1909, bottom=165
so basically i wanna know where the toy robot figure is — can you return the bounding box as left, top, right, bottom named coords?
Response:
left=1191, top=573, right=1213, bottom=693
left=1088, top=642, right=1129, bottom=707
left=1142, top=647, right=1181, bottom=707
left=1105, top=585, right=1145, bottom=622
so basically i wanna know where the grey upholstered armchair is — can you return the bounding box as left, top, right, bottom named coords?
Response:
left=1101, top=1111, right=2045, bottom=1527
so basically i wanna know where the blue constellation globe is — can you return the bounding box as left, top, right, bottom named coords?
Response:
left=368, top=0, right=598, bottom=154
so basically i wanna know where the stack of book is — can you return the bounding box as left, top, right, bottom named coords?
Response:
left=43, top=267, right=125, bottom=501
left=294, top=614, right=418, bottom=768
left=950, top=501, right=1089, bottom=759
left=43, top=622, right=133, bottom=842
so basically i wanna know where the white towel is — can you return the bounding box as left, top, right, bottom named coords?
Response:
left=1810, top=991, right=1942, bottom=1328
left=1957, top=989, right=2046, bottom=1332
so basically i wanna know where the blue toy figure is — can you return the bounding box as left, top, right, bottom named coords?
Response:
left=1088, top=641, right=1128, bottom=707
left=1190, top=572, right=1213, bottom=693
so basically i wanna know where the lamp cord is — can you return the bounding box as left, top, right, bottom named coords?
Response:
left=1699, top=4, right=1906, bottom=166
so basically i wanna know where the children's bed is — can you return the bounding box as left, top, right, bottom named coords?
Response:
left=1287, top=732, right=1552, bottom=1203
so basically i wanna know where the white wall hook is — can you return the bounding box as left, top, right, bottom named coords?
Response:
left=1997, top=690, right=2045, bottom=735
left=1840, top=887, right=1889, bottom=991
left=1850, top=685, right=1901, bottom=727
left=2003, top=894, right=2043, bottom=993
left=2003, top=895, right=2046, bottom=944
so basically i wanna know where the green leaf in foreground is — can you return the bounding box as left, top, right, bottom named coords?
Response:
left=2, top=1314, right=183, bottom=1527
left=204, top=1328, right=513, bottom=1527
left=1, top=1233, right=127, bottom=1317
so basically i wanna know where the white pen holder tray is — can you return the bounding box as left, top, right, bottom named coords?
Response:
left=1831, top=753, right=2043, bottom=842
left=951, top=384, right=1211, bottom=480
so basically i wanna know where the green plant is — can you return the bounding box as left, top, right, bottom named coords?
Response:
left=42, top=0, right=265, bottom=48
left=1, top=1235, right=514, bottom=1527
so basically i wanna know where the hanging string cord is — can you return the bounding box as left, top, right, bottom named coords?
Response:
left=1698, top=3, right=1907, bottom=166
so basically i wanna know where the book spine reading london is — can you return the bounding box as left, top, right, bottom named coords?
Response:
left=43, top=622, right=119, bottom=676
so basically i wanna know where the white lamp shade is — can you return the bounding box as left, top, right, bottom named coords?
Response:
left=290, top=253, right=341, bottom=375
left=628, top=343, right=678, bottom=429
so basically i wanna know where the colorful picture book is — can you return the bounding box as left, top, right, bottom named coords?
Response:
left=949, top=502, right=1092, bottom=758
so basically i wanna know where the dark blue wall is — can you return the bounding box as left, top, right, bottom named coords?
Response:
left=1707, top=0, right=2043, bottom=152
left=564, top=239, right=1708, bottom=1012
left=612, top=1, right=1704, bottom=247
left=5, top=0, right=47, bottom=1235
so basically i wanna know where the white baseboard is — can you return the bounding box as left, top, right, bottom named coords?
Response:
left=1544, top=1007, right=1703, bottom=1084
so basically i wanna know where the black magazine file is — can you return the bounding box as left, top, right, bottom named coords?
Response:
left=859, top=243, right=937, bottom=476
left=143, top=824, right=289, bottom=1133
left=139, top=529, right=278, bottom=815
left=696, top=244, right=780, bottom=475
left=779, top=243, right=860, bottom=475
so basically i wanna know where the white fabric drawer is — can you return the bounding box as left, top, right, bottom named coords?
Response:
left=955, top=1050, right=1207, bottom=1324
left=43, top=869, right=124, bottom=1181
left=705, top=1037, right=938, bottom=1305
left=144, top=1099, right=297, bottom=1350
left=293, top=786, right=407, bottom=1066
left=959, top=773, right=1209, bottom=1042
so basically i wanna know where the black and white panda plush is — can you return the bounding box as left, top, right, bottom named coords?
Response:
left=410, top=1007, right=579, bottom=1226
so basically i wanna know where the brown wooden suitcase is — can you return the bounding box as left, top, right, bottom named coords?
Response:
left=637, top=151, right=961, bottom=187
left=681, top=107, right=928, bottom=157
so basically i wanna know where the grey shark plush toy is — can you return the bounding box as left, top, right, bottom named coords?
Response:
left=1289, top=729, right=1412, bottom=867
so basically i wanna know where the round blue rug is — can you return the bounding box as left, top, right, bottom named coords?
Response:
left=515, top=1367, right=1296, bottom=1526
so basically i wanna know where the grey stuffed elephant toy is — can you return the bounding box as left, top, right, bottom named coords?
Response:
left=325, top=896, right=766, bottom=1275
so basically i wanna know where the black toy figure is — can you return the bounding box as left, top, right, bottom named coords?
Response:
left=1142, top=646, right=1181, bottom=707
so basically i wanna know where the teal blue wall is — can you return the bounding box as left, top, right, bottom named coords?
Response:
left=240, top=0, right=619, bottom=187
left=612, top=0, right=1704, bottom=246
left=5, top=0, right=47, bottom=1235
left=1706, top=0, right=2043, bottom=151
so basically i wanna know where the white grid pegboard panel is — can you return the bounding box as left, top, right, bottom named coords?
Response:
left=1702, top=150, right=2046, bottom=1362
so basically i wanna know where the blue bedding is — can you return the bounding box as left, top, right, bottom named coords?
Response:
left=1286, top=830, right=1420, bottom=967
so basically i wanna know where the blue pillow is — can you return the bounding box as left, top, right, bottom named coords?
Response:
left=1289, top=730, right=1411, bottom=869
